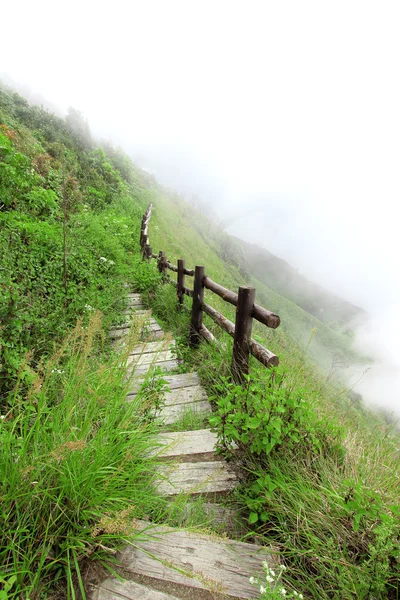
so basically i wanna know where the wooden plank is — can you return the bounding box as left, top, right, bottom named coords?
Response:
left=127, top=372, right=200, bottom=396
left=151, top=429, right=217, bottom=458
left=142, top=328, right=165, bottom=341
left=126, top=293, right=142, bottom=300
left=118, top=521, right=277, bottom=599
left=155, top=460, right=237, bottom=495
left=130, top=341, right=176, bottom=356
left=122, top=308, right=150, bottom=315
left=129, top=360, right=180, bottom=377
left=159, top=401, right=211, bottom=426
left=163, top=385, right=208, bottom=406
left=126, top=299, right=146, bottom=307
left=127, top=350, right=175, bottom=367
left=89, top=578, right=180, bottom=600
left=162, top=373, right=200, bottom=389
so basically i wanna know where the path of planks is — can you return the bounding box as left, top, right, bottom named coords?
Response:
left=87, top=292, right=276, bottom=600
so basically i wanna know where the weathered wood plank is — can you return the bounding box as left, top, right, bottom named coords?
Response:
left=126, top=372, right=200, bottom=396
left=118, top=521, right=277, bottom=599
left=163, top=385, right=208, bottom=406
left=127, top=350, right=175, bottom=367
left=155, top=460, right=237, bottom=495
left=158, top=401, right=211, bottom=426
left=89, top=578, right=180, bottom=600
left=129, top=360, right=180, bottom=377
left=130, top=341, right=175, bottom=356
left=126, top=293, right=142, bottom=300
left=151, top=429, right=217, bottom=458
left=162, top=373, right=201, bottom=390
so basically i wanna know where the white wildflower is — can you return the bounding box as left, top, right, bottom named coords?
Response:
left=0, top=415, right=5, bottom=420
left=99, top=256, right=107, bottom=262
left=266, top=575, right=274, bottom=583
left=270, top=569, right=276, bottom=577
left=259, top=585, right=267, bottom=594
left=280, top=589, right=287, bottom=596
left=262, top=561, right=269, bottom=569
left=249, top=576, right=256, bottom=585
left=299, top=595, right=304, bottom=599
left=280, top=564, right=287, bottom=571
left=85, top=304, right=93, bottom=311
left=108, top=259, right=115, bottom=265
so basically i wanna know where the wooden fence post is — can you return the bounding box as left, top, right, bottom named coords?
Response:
left=158, top=251, right=167, bottom=278
left=145, top=244, right=152, bottom=260
left=232, top=286, right=256, bottom=383
left=190, top=266, right=205, bottom=347
left=142, top=235, right=149, bottom=259
left=177, top=259, right=185, bottom=307
left=140, top=217, right=145, bottom=250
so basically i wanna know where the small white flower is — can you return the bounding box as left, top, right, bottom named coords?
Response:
left=259, top=585, right=267, bottom=594
left=299, top=595, right=304, bottom=599
left=249, top=576, right=256, bottom=585
left=270, top=569, right=276, bottom=577
left=108, top=259, right=115, bottom=265
left=280, top=589, right=287, bottom=596
left=293, top=593, right=298, bottom=597
left=266, top=575, right=274, bottom=583
left=262, top=561, right=269, bottom=569
left=99, top=256, right=107, bottom=262
left=85, top=304, right=93, bottom=311
left=280, top=564, right=287, bottom=571
left=0, top=415, right=5, bottom=420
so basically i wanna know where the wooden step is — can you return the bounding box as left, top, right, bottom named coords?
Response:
left=158, top=401, right=211, bottom=426
left=127, top=350, right=176, bottom=367
left=126, top=297, right=145, bottom=306
left=155, top=460, right=237, bottom=496
left=117, top=520, right=277, bottom=599
left=162, top=372, right=201, bottom=390
left=130, top=340, right=175, bottom=356
left=126, top=293, right=142, bottom=300
left=128, top=360, right=180, bottom=377
left=164, top=385, right=207, bottom=406
left=126, top=372, right=201, bottom=397
left=152, top=429, right=217, bottom=459
left=88, top=578, right=180, bottom=600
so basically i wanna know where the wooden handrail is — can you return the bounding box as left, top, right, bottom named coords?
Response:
left=204, top=276, right=280, bottom=329
left=139, top=204, right=280, bottom=380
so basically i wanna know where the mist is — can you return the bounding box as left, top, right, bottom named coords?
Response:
left=2, top=0, right=399, bottom=413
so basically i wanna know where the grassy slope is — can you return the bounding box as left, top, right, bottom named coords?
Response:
left=135, top=186, right=400, bottom=599
left=2, top=84, right=399, bottom=599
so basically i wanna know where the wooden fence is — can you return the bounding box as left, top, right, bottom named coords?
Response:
left=139, top=204, right=281, bottom=382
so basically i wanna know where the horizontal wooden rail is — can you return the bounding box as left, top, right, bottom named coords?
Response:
left=202, top=302, right=235, bottom=337
left=139, top=204, right=280, bottom=381
left=204, top=276, right=280, bottom=329
left=166, top=261, right=178, bottom=273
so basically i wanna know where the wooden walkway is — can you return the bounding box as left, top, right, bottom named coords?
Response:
left=87, top=292, right=276, bottom=600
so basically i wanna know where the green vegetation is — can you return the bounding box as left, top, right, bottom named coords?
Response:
left=1, top=82, right=399, bottom=600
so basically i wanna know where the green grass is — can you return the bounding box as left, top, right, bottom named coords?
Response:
left=136, top=270, right=400, bottom=600
left=0, top=313, right=165, bottom=599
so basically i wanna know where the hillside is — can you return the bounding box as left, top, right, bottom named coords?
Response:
left=227, top=235, right=367, bottom=329
left=1, top=83, right=399, bottom=600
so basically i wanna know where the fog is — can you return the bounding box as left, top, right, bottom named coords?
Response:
left=2, top=0, right=399, bottom=412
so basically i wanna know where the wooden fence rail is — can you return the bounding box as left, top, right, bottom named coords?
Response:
left=139, top=205, right=280, bottom=382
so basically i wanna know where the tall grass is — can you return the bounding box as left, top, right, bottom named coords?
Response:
left=0, top=313, right=162, bottom=599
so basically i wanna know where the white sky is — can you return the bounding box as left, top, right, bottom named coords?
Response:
left=2, top=0, right=400, bottom=411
